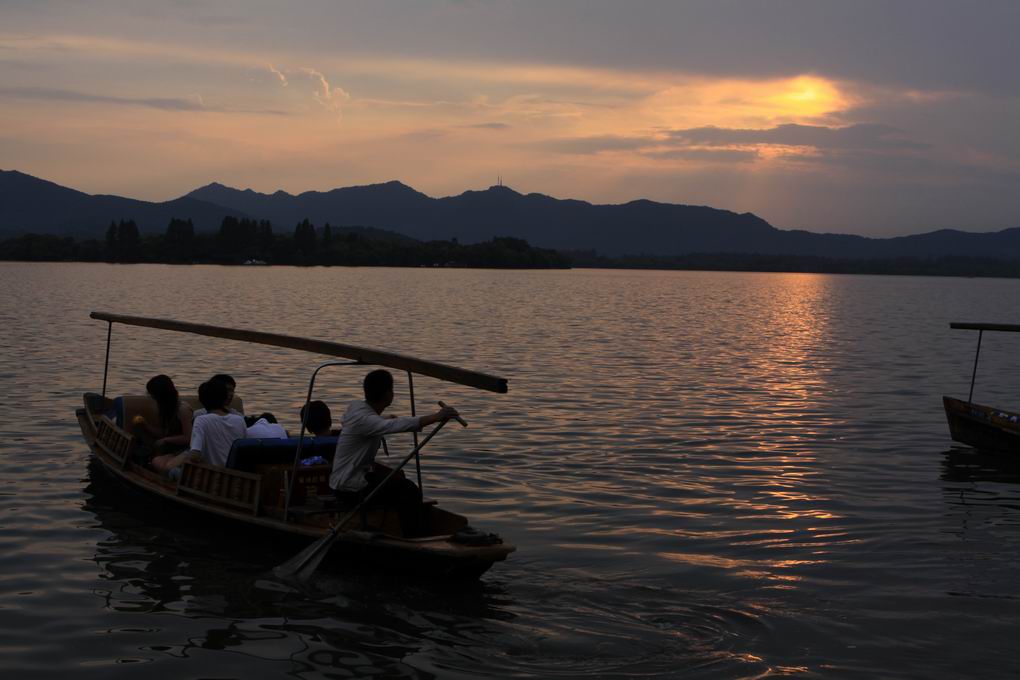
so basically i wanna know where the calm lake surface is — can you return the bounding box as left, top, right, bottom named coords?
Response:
left=2, top=262, right=1020, bottom=678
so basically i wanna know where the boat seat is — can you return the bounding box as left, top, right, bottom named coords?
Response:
left=225, top=436, right=338, bottom=472
left=113, top=394, right=245, bottom=429
left=83, top=392, right=114, bottom=418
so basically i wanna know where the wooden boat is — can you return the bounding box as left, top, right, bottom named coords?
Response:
left=944, top=322, right=1020, bottom=455
left=76, top=311, right=515, bottom=580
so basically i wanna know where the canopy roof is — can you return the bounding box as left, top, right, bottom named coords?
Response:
left=91, top=311, right=508, bottom=393
left=951, top=322, right=1020, bottom=333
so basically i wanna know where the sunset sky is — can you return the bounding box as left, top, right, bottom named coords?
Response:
left=2, top=0, right=1019, bottom=236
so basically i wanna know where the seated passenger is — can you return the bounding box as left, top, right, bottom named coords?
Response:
left=245, top=412, right=287, bottom=438
left=329, top=369, right=458, bottom=536
left=299, top=400, right=334, bottom=436
left=192, top=374, right=241, bottom=417
left=134, top=374, right=193, bottom=459
left=152, top=379, right=246, bottom=475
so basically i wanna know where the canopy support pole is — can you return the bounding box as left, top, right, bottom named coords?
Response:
left=968, top=330, right=983, bottom=403
left=407, top=371, right=423, bottom=494
left=101, top=321, right=112, bottom=397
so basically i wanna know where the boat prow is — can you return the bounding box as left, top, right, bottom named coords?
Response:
left=943, top=396, right=1020, bottom=455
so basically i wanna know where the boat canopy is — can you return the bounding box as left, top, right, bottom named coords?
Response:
left=951, top=322, right=1020, bottom=333
left=91, top=311, right=508, bottom=393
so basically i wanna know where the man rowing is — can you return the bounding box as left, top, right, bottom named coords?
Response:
left=330, top=369, right=458, bottom=537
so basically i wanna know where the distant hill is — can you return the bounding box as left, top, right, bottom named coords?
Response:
left=184, top=180, right=1020, bottom=259
left=0, top=170, right=246, bottom=236
left=185, top=181, right=781, bottom=256
left=4, top=169, right=1020, bottom=259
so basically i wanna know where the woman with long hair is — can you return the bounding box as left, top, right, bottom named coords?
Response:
left=136, top=375, right=193, bottom=464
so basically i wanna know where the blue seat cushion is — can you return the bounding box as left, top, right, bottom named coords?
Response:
left=113, top=396, right=124, bottom=428
left=226, top=436, right=338, bottom=472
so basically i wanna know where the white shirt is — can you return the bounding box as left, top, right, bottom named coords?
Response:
left=190, top=412, right=247, bottom=467
left=330, top=400, right=421, bottom=491
left=245, top=418, right=287, bottom=439
left=193, top=407, right=241, bottom=418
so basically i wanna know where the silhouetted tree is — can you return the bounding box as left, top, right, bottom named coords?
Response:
left=218, top=216, right=259, bottom=259
left=117, top=220, right=139, bottom=247
left=166, top=217, right=194, bottom=245
left=115, top=219, right=140, bottom=261
left=294, top=218, right=316, bottom=253
left=105, top=221, right=118, bottom=259
left=322, top=222, right=332, bottom=247
left=164, top=218, right=195, bottom=262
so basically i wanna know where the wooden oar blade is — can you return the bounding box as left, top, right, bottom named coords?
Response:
left=274, top=530, right=337, bottom=580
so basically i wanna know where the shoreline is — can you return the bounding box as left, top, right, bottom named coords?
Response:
left=4, top=256, right=1020, bottom=279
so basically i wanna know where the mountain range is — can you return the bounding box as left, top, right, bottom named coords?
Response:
left=3, top=168, right=1020, bottom=259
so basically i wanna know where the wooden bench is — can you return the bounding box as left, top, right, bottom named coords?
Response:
left=94, top=416, right=133, bottom=469
left=177, top=461, right=262, bottom=516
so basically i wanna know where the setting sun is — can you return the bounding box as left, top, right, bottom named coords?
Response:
left=642, top=74, right=850, bottom=131
left=767, top=76, right=848, bottom=119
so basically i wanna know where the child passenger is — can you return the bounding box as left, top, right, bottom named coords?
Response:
left=299, top=400, right=333, bottom=436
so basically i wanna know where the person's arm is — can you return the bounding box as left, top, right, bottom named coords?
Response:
left=157, top=404, right=193, bottom=449
left=355, top=411, right=422, bottom=436
left=348, top=405, right=458, bottom=436
left=187, top=418, right=206, bottom=461
left=417, top=405, right=459, bottom=428
left=132, top=416, right=161, bottom=438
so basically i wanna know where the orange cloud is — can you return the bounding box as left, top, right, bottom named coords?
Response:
left=642, top=75, right=854, bottom=129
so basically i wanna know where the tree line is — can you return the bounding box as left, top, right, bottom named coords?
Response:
left=6, top=217, right=1020, bottom=277
left=0, top=216, right=571, bottom=268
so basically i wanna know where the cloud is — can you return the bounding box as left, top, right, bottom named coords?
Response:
left=266, top=63, right=287, bottom=86
left=0, top=85, right=291, bottom=115
left=645, top=148, right=759, bottom=163
left=297, top=67, right=349, bottom=116
left=393, top=128, right=448, bottom=142
left=540, top=134, right=654, bottom=154
left=668, top=123, right=928, bottom=151
left=775, top=146, right=1020, bottom=184
left=463, top=122, right=511, bottom=130
left=254, top=63, right=351, bottom=118
left=535, top=123, right=926, bottom=165
left=0, top=85, right=207, bottom=111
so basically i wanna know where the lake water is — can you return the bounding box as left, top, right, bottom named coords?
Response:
left=1, top=262, right=1019, bottom=678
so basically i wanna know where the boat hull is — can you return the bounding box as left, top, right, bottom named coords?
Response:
left=76, top=407, right=514, bottom=580
left=943, top=396, right=1020, bottom=455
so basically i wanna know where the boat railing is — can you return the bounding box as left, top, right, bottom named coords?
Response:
left=94, top=416, right=132, bottom=469
left=178, top=461, right=262, bottom=516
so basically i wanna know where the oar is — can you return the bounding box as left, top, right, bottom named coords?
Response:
left=274, top=406, right=467, bottom=580
left=438, top=400, right=468, bottom=427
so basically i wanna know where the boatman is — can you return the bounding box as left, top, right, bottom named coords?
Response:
left=330, top=369, right=458, bottom=537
